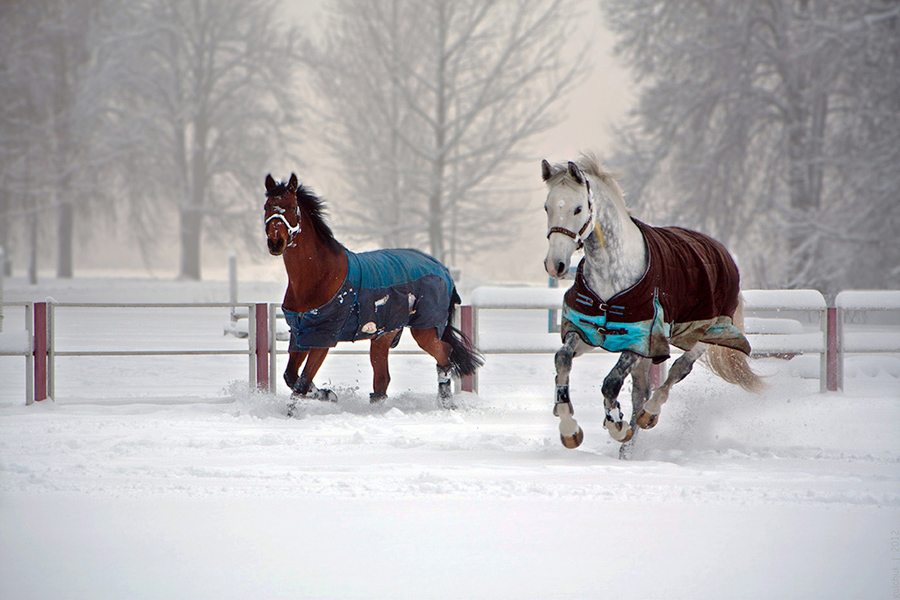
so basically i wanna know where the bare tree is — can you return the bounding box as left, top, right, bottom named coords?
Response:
left=115, top=0, right=302, bottom=280
left=307, top=0, right=589, bottom=264
left=0, top=0, right=115, bottom=280
left=604, top=0, right=900, bottom=293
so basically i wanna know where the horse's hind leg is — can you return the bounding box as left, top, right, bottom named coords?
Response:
left=369, top=330, right=401, bottom=403
left=554, top=333, right=591, bottom=448
left=619, top=357, right=651, bottom=459
left=637, top=344, right=706, bottom=429
left=409, top=327, right=455, bottom=408
left=602, top=351, right=641, bottom=443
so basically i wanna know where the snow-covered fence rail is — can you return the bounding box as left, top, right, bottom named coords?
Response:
left=0, top=302, right=40, bottom=403
left=460, top=287, right=897, bottom=394
left=4, top=289, right=897, bottom=403
left=831, top=291, right=900, bottom=390
left=1, top=302, right=276, bottom=404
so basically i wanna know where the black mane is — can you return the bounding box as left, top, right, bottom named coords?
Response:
left=267, top=180, right=344, bottom=253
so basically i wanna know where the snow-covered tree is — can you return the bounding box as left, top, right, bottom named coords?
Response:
left=307, top=0, right=589, bottom=265
left=604, top=0, right=900, bottom=293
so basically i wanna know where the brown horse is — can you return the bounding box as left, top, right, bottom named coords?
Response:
left=264, top=173, right=481, bottom=410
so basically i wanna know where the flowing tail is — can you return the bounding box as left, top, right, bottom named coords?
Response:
left=703, top=295, right=766, bottom=393
left=443, top=301, right=484, bottom=377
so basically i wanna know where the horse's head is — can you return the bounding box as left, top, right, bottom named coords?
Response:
left=264, top=173, right=302, bottom=256
left=541, top=159, right=596, bottom=279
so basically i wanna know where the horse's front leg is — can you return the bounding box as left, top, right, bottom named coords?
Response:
left=602, top=351, right=642, bottom=443
left=637, top=344, right=706, bottom=429
left=554, top=333, right=591, bottom=448
left=286, top=348, right=336, bottom=408
left=368, top=330, right=401, bottom=404
left=284, top=350, right=309, bottom=392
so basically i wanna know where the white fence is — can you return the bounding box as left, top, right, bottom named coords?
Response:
left=2, top=289, right=898, bottom=403
left=460, top=287, right=900, bottom=394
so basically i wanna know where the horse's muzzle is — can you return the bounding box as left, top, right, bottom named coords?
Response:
left=267, top=237, right=286, bottom=256
left=545, top=255, right=568, bottom=279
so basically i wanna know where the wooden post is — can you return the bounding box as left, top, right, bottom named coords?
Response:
left=825, top=307, right=843, bottom=392
left=255, top=302, right=269, bottom=391
left=33, top=301, right=48, bottom=402
left=460, top=305, right=477, bottom=393
left=268, top=304, right=277, bottom=394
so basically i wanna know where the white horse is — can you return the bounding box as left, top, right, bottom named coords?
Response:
left=542, top=155, right=763, bottom=455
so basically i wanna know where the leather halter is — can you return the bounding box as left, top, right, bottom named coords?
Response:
left=547, top=178, right=594, bottom=250
left=265, top=202, right=301, bottom=246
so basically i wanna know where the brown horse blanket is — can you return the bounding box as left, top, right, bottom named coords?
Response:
left=562, top=219, right=751, bottom=363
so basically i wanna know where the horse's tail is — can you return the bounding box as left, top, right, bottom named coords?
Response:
left=443, top=300, right=484, bottom=377
left=704, top=295, right=766, bottom=394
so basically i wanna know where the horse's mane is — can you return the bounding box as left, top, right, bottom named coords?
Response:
left=267, top=180, right=344, bottom=253
left=547, top=153, right=627, bottom=209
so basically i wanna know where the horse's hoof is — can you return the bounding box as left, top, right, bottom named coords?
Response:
left=604, top=418, right=634, bottom=443
left=560, top=426, right=584, bottom=449
left=438, top=381, right=452, bottom=399
left=636, top=409, right=659, bottom=430
left=558, top=403, right=583, bottom=449
left=369, top=392, right=387, bottom=404
left=294, top=387, right=338, bottom=403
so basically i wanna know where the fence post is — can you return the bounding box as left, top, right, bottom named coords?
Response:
left=33, top=301, right=48, bottom=402
left=268, top=304, right=277, bottom=393
left=825, top=306, right=843, bottom=392
left=255, top=302, right=269, bottom=391
left=460, top=305, right=477, bottom=393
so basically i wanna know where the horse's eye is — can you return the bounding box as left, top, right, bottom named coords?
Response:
left=543, top=205, right=549, bottom=212
left=574, top=206, right=582, bottom=215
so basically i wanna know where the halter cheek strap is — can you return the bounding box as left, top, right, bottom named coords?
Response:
left=547, top=179, right=601, bottom=250
left=265, top=211, right=301, bottom=245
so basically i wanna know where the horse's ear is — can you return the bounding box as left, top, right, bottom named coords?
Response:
left=288, top=173, right=298, bottom=192
left=541, top=159, right=553, bottom=182
left=265, top=174, right=276, bottom=192
left=567, top=162, right=584, bottom=185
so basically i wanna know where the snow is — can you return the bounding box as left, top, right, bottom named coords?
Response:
left=837, top=290, right=900, bottom=311
left=741, top=289, right=827, bottom=311
left=0, top=330, right=30, bottom=354
left=2, top=278, right=899, bottom=600
left=469, top=285, right=566, bottom=309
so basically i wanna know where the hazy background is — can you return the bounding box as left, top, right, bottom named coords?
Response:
left=1, top=0, right=896, bottom=293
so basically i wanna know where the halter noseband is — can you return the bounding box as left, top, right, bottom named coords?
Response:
left=265, top=201, right=301, bottom=246
left=547, top=178, right=595, bottom=250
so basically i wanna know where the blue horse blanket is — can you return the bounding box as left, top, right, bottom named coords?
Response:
left=562, top=219, right=751, bottom=363
left=284, top=249, right=458, bottom=351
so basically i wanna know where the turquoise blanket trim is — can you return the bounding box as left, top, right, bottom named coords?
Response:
left=562, top=295, right=670, bottom=356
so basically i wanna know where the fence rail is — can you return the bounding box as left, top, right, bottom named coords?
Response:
left=3, top=289, right=898, bottom=403
left=458, top=287, right=900, bottom=394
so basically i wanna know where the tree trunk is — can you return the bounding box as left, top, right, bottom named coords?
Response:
left=179, top=208, right=202, bottom=281
left=29, top=214, right=38, bottom=285
left=56, top=202, right=74, bottom=279
left=428, top=1, right=449, bottom=264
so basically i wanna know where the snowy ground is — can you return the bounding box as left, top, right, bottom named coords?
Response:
left=1, top=278, right=899, bottom=599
